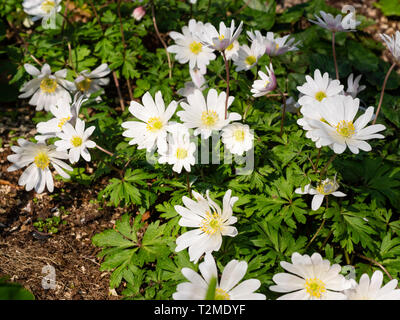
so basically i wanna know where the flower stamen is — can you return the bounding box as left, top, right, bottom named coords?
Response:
left=304, top=278, right=326, bottom=299
left=34, top=152, right=50, bottom=170
left=336, top=120, right=355, bottom=138
left=146, top=117, right=163, bottom=132
left=201, top=110, right=219, bottom=127
left=40, top=78, right=58, bottom=93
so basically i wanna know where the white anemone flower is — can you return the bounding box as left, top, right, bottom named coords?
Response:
left=23, top=0, right=62, bottom=22
left=233, top=41, right=265, bottom=72
left=345, top=73, right=366, bottom=98
left=297, top=69, right=343, bottom=106
left=75, top=63, right=111, bottom=97
left=224, top=40, right=240, bottom=61
left=295, top=177, right=346, bottom=211
left=55, top=118, right=96, bottom=164
left=36, top=101, right=73, bottom=142
left=380, top=31, right=400, bottom=62
left=307, top=95, right=386, bottom=154
left=247, top=30, right=299, bottom=56
left=222, top=123, right=254, bottom=156
left=177, top=67, right=208, bottom=98
left=7, top=139, right=72, bottom=193
left=173, top=252, right=266, bottom=300
left=270, top=252, right=351, bottom=300
left=345, top=271, right=400, bottom=300
left=175, top=189, right=238, bottom=263
left=121, top=91, right=177, bottom=152
left=158, top=124, right=196, bottom=174
left=200, top=20, right=243, bottom=52
left=167, top=19, right=216, bottom=72
left=309, top=11, right=360, bottom=32
left=18, top=63, right=75, bottom=112
left=251, top=63, right=277, bottom=97
left=177, top=89, right=241, bottom=139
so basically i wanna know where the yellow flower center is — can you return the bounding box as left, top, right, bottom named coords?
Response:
left=146, top=117, right=163, bottom=132
left=316, top=180, right=338, bottom=195
left=315, top=91, right=327, bottom=102
left=40, top=78, right=58, bottom=93
left=214, top=288, right=230, bottom=300
left=76, top=77, right=92, bottom=92
left=175, top=148, right=188, bottom=160
left=58, top=116, right=71, bottom=129
left=245, top=55, right=257, bottom=66
left=226, top=43, right=234, bottom=51
left=276, top=43, right=280, bottom=49
left=200, top=211, right=223, bottom=235
left=201, top=110, right=219, bottom=127
left=304, top=278, right=326, bottom=299
left=34, top=152, right=50, bottom=170
left=189, top=41, right=203, bottom=55
left=70, top=136, right=83, bottom=147
left=233, top=129, right=245, bottom=142
left=336, top=120, right=355, bottom=138
left=41, top=0, right=55, bottom=14
left=218, top=34, right=225, bottom=41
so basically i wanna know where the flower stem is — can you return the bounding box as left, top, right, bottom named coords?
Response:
left=356, top=254, right=397, bottom=287
left=320, top=154, right=337, bottom=178
left=96, top=145, right=114, bottom=157
left=331, top=31, right=339, bottom=80
left=278, top=88, right=287, bottom=137
left=372, top=62, right=396, bottom=125
left=314, top=148, right=321, bottom=173
left=305, top=219, right=325, bottom=250
left=112, top=71, right=125, bottom=112
left=151, top=1, right=172, bottom=79
left=222, top=51, right=230, bottom=120
left=186, top=172, right=192, bottom=198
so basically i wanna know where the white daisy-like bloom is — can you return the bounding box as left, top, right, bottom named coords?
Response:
left=7, top=139, right=72, bottom=194
left=345, top=73, right=366, bottom=99
left=175, top=189, right=238, bottom=263
left=222, top=123, right=254, bottom=156
left=18, top=63, right=75, bottom=112
left=23, top=0, right=62, bottom=22
left=177, top=67, right=208, bottom=98
left=200, top=20, right=243, bottom=52
left=158, top=123, right=196, bottom=174
left=167, top=19, right=216, bottom=72
left=345, top=271, right=400, bottom=300
left=121, top=91, right=177, bottom=152
left=251, top=63, right=277, bottom=98
left=74, top=63, right=111, bottom=97
left=177, top=89, right=241, bottom=139
left=189, top=0, right=197, bottom=3
left=173, top=252, right=266, bottom=300
left=307, top=95, right=386, bottom=154
left=309, top=11, right=361, bottom=32
left=35, top=101, right=73, bottom=142
left=233, top=41, right=265, bottom=72
left=270, top=252, right=351, bottom=300
left=295, top=177, right=346, bottom=211
left=224, top=40, right=240, bottom=61
left=247, top=30, right=299, bottom=56
left=380, top=31, right=400, bottom=62
left=54, top=118, right=96, bottom=164
left=297, top=69, right=343, bottom=106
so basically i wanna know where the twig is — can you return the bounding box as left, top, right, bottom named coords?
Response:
left=112, top=71, right=125, bottom=111
left=30, top=54, right=43, bottom=66
left=222, top=51, right=230, bottom=120
left=233, top=0, right=251, bottom=16
left=61, top=0, right=69, bottom=37
left=151, top=1, right=172, bottom=79
left=373, top=62, right=396, bottom=125
left=314, top=148, right=321, bottom=173
left=331, top=31, right=339, bottom=80
left=67, top=42, right=76, bottom=74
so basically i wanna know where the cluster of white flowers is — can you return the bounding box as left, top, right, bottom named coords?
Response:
left=270, top=252, right=400, bottom=300
left=9, top=62, right=111, bottom=193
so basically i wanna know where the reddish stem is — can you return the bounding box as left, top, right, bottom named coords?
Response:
left=373, top=62, right=396, bottom=125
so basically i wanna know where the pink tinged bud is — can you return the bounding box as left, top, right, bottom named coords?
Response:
left=132, top=6, right=145, bottom=21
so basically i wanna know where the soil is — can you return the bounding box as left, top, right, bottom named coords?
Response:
left=1, top=0, right=399, bottom=300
